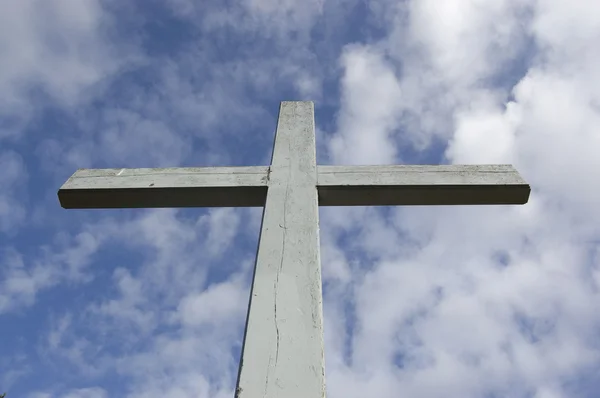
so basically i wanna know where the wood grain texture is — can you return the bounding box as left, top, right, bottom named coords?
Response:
left=317, top=164, right=531, bottom=206
left=236, top=101, right=326, bottom=398
left=58, top=166, right=269, bottom=208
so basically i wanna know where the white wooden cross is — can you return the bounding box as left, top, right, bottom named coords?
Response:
left=58, top=101, right=530, bottom=398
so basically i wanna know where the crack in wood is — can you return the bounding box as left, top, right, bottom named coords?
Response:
left=263, top=356, right=271, bottom=398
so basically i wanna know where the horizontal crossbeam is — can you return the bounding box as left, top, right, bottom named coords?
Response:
left=58, top=164, right=530, bottom=209
left=317, top=164, right=530, bottom=206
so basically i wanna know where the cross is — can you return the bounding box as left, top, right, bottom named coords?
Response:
left=58, top=101, right=530, bottom=398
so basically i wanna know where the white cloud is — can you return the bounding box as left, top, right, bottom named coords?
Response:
left=91, top=268, right=155, bottom=333
left=0, top=0, right=133, bottom=138
left=406, top=0, right=528, bottom=85
left=38, top=208, right=257, bottom=396
left=243, top=0, right=324, bottom=40
left=329, top=45, right=403, bottom=165
left=0, top=151, right=27, bottom=232
left=196, top=208, right=242, bottom=257
left=321, top=0, right=600, bottom=397
left=357, top=0, right=533, bottom=150
left=447, top=101, right=519, bottom=164
left=177, top=276, right=248, bottom=327
left=0, top=229, right=101, bottom=314
left=323, top=202, right=600, bottom=397
left=166, top=0, right=324, bottom=39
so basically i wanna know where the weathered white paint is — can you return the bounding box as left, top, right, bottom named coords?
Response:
left=317, top=164, right=530, bottom=206
left=235, top=101, right=325, bottom=398
left=58, top=101, right=532, bottom=398
left=58, top=166, right=269, bottom=208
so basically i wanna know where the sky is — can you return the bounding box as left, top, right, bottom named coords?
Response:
left=1, top=0, right=600, bottom=397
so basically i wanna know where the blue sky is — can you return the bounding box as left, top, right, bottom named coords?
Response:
left=1, top=0, right=600, bottom=397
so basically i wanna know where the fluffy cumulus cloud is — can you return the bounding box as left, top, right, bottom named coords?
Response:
left=1, top=0, right=599, bottom=397
left=322, top=1, right=600, bottom=398
left=329, top=45, right=403, bottom=165
left=0, top=0, right=131, bottom=137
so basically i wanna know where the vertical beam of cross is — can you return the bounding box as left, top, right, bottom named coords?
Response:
left=235, top=102, right=325, bottom=398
